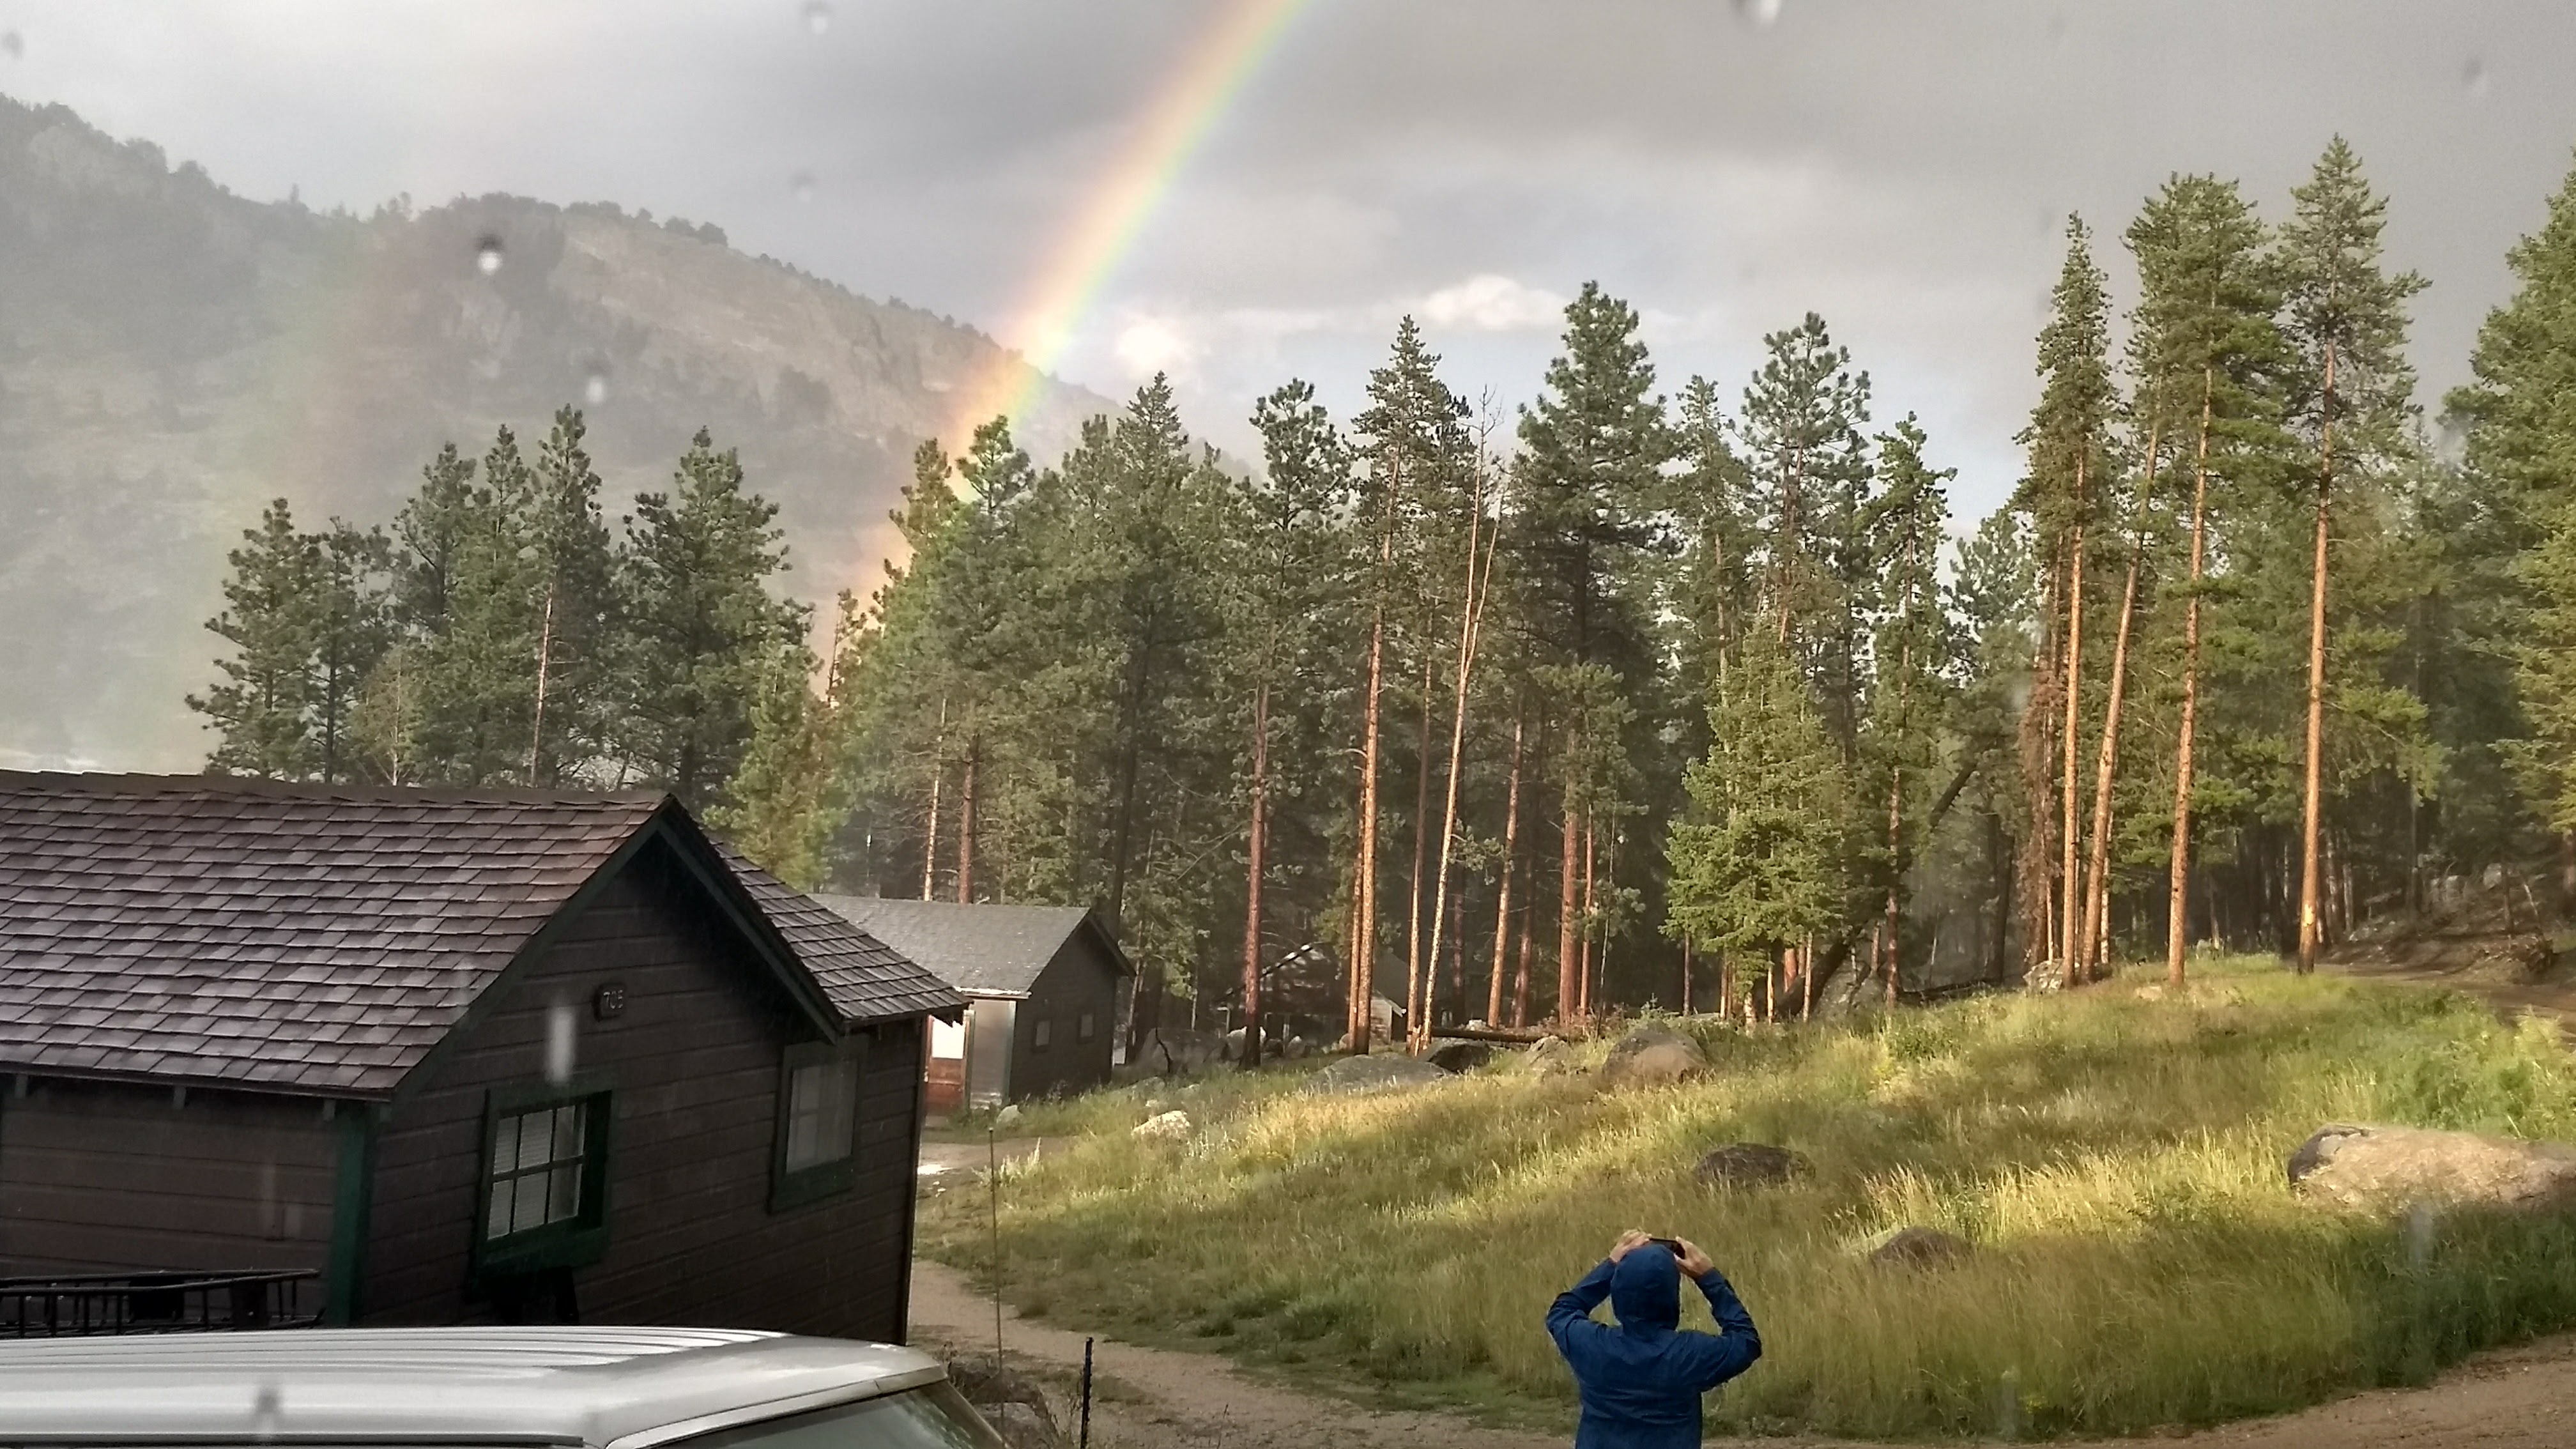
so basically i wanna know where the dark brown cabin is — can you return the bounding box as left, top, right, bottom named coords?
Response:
left=813, top=900, right=1133, bottom=1112
left=0, top=772, right=962, bottom=1337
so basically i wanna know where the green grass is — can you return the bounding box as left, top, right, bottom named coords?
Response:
left=919, top=958, right=2576, bottom=1439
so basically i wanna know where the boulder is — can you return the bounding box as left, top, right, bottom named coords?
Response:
left=1694, top=1143, right=1811, bottom=1188
left=1132, top=1109, right=1193, bottom=1143
left=1522, top=1035, right=1582, bottom=1076
left=993, top=1103, right=1023, bottom=1130
left=1131, top=1029, right=1227, bottom=1077
left=1428, top=1040, right=1496, bottom=1073
left=1600, top=1024, right=1708, bottom=1087
left=2288, top=1123, right=2576, bottom=1213
left=1282, top=1036, right=1312, bottom=1060
left=1298, top=1054, right=1453, bottom=1096
left=1870, top=1226, right=1972, bottom=1269
left=944, top=1361, right=1063, bottom=1449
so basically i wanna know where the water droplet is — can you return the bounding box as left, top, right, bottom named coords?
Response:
left=2461, top=57, right=2488, bottom=97
left=1731, top=0, right=1781, bottom=27
left=802, top=1, right=832, bottom=36
left=250, top=1381, right=282, bottom=1444
left=791, top=171, right=818, bottom=203
left=583, top=368, right=610, bottom=406
left=0, top=31, right=22, bottom=59
left=544, top=1001, right=577, bottom=1085
left=474, top=235, right=504, bottom=276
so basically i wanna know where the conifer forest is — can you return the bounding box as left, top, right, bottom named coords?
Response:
left=192, top=140, right=2576, bottom=1054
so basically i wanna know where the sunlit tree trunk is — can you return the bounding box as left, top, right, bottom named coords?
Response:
left=1556, top=783, right=1579, bottom=1023
left=2058, top=455, right=2089, bottom=985
left=1404, top=657, right=1433, bottom=1045
left=955, top=738, right=977, bottom=903
left=1352, top=582, right=1387, bottom=1052
left=2297, top=342, right=2338, bottom=976
left=2167, top=369, right=2218, bottom=988
left=1487, top=716, right=1524, bottom=1025
left=1240, top=682, right=1268, bottom=1068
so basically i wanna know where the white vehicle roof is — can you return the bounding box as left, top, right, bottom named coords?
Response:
left=0, top=1327, right=948, bottom=1448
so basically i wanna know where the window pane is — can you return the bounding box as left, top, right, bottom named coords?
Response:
left=553, top=1104, right=586, bottom=1164
left=548, top=1163, right=581, bottom=1223
left=512, top=1167, right=549, bottom=1234
left=492, top=1114, right=521, bottom=1177
left=821, top=1061, right=857, bottom=1162
left=487, top=1177, right=515, bottom=1239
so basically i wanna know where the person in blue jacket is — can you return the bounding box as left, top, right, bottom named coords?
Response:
left=1545, top=1229, right=1761, bottom=1448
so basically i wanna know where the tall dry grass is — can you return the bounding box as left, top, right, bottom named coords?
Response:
left=919, top=960, right=2576, bottom=1438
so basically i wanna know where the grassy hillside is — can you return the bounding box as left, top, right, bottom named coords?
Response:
left=0, top=92, right=1110, bottom=770
left=921, top=960, right=2576, bottom=1439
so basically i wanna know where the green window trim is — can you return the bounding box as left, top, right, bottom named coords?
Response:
left=770, top=1038, right=864, bottom=1213
left=471, top=1072, right=615, bottom=1280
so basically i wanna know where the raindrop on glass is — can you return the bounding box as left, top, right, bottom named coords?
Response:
left=474, top=235, right=504, bottom=276
left=2461, top=57, right=2488, bottom=98
left=250, top=1382, right=282, bottom=1445
left=791, top=171, right=818, bottom=203
left=0, top=31, right=22, bottom=60
left=583, top=369, right=610, bottom=406
left=1731, top=0, right=1782, bottom=28
left=802, top=1, right=832, bottom=36
left=544, top=1000, right=577, bottom=1085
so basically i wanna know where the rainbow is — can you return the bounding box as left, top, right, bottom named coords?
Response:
left=939, top=0, right=1313, bottom=450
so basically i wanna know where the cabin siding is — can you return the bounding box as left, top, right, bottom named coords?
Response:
left=1008, top=935, right=1124, bottom=1101
left=0, top=1080, right=337, bottom=1293
left=360, top=841, right=923, bottom=1340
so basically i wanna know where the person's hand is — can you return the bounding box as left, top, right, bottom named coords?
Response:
left=1608, top=1229, right=1653, bottom=1262
left=1669, top=1237, right=1716, bottom=1280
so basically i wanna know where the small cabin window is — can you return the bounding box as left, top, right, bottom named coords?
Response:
left=1077, top=1011, right=1096, bottom=1043
left=476, top=1082, right=612, bottom=1275
left=1032, top=1018, right=1053, bottom=1052
left=772, top=1040, right=864, bottom=1211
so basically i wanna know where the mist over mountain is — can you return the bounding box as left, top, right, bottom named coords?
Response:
left=0, top=93, right=1110, bottom=771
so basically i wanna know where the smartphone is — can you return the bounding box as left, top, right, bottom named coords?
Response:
left=1649, top=1236, right=1686, bottom=1254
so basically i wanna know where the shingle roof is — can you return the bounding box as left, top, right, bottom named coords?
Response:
left=0, top=773, right=956, bottom=1098
left=809, top=896, right=1130, bottom=997
left=711, top=843, right=962, bottom=1024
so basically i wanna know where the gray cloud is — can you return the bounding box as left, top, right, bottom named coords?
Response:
left=5, top=0, right=2573, bottom=517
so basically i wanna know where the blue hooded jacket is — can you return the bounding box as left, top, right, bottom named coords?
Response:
left=1545, top=1245, right=1761, bottom=1449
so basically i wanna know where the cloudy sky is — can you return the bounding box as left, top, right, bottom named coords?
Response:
left=6, top=0, right=2573, bottom=520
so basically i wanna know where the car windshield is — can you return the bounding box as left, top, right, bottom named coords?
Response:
left=663, top=1387, right=1008, bottom=1449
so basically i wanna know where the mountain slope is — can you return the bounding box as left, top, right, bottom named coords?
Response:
left=0, top=93, right=1110, bottom=770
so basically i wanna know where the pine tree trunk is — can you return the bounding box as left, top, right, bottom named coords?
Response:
left=1405, top=659, right=1433, bottom=1046
left=2297, top=342, right=2338, bottom=976
left=1513, top=886, right=1536, bottom=1028
left=526, top=583, right=557, bottom=786
left=1886, top=767, right=1905, bottom=1008
left=1241, top=682, right=1268, bottom=1068
left=1681, top=939, right=1694, bottom=1015
left=1353, top=595, right=1387, bottom=1053
left=2058, top=459, right=2089, bottom=985
left=955, top=739, right=977, bottom=903
left=2080, top=534, right=2145, bottom=977
left=1556, top=781, right=1580, bottom=1023
left=1487, top=716, right=1524, bottom=1025
left=2078, top=407, right=2162, bottom=978
left=2018, top=564, right=2063, bottom=977
left=1578, top=813, right=1598, bottom=1018
left=2167, top=368, right=2218, bottom=988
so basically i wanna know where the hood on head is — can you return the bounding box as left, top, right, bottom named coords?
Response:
left=1610, top=1243, right=1682, bottom=1331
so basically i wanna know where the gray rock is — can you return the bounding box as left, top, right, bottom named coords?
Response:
left=1428, top=1040, right=1496, bottom=1073
left=1870, top=1226, right=1972, bottom=1268
left=1131, top=1028, right=1227, bottom=1077
left=1299, top=1053, right=1453, bottom=1095
left=1522, top=1035, right=1582, bottom=1076
left=993, top=1103, right=1023, bottom=1129
left=944, top=1362, right=1062, bottom=1449
left=1132, top=1109, right=1192, bottom=1143
left=2289, top=1123, right=2576, bottom=1213
left=1694, top=1142, right=1811, bottom=1188
left=1601, top=1024, right=1708, bottom=1087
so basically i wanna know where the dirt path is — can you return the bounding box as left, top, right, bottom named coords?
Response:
left=910, top=1255, right=2576, bottom=1448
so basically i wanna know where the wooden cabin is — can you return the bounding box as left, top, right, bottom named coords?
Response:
left=811, top=900, right=1132, bottom=1112
left=0, top=772, right=961, bottom=1336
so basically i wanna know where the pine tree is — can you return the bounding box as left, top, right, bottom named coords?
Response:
left=2276, top=138, right=2428, bottom=972
left=1862, top=417, right=1954, bottom=999
left=622, top=427, right=809, bottom=809
left=1514, top=284, right=1673, bottom=1022
left=2015, top=217, right=2117, bottom=983
left=190, top=500, right=323, bottom=779
left=521, top=407, right=621, bottom=785
left=2450, top=155, right=2576, bottom=847
left=2128, top=176, right=2285, bottom=984
left=309, top=522, right=394, bottom=783
left=1669, top=629, right=1844, bottom=981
